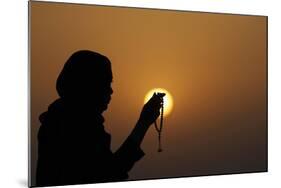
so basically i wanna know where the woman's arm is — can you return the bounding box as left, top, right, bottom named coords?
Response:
left=128, top=92, right=165, bottom=146
left=110, top=93, right=165, bottom=177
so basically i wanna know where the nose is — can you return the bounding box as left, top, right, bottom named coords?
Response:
left=109, top=87, right=113, bottom=95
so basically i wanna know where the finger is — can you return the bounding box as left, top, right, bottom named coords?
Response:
left=153, top=93, right=163, bottom=101
left=147, top=95, right=159, bottom=105
left=154, top=93, right=165, bottom=103
left=158, top=92, right=166, bottom=98
left=149, top=98, right=161, bottom=109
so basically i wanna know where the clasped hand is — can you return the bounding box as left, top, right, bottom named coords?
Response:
left=138, top=92, right=165, bottom=127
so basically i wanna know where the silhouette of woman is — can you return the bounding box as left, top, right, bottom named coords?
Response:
left=36, top=50, right=164, bottom=186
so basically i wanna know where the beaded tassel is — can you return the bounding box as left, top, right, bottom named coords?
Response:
left=154, top=98, right=164, bottom=152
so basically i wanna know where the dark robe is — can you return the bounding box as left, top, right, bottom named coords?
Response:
left=36, top=98, right=144, bottom=187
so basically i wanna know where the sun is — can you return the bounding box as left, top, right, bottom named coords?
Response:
left=144, top=88, right=174, bottom=117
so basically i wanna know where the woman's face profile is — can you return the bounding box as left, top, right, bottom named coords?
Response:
left=92, top=70, right=113, bottom=112
left=56, top=50, right=114, bottom=113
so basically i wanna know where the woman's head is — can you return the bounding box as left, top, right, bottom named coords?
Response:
left=56, top=50, right=113, bottom=112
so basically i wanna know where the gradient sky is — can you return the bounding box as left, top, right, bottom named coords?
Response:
left=30, top=1, right=267, bottom=186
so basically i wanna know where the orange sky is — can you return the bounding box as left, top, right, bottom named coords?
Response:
left=30, top=1, right=267, bottom=186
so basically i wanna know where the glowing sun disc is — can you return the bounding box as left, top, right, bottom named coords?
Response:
left=144, top=88, right=173, bottom=117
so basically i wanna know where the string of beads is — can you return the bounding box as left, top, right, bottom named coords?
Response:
left=154, top=98, right=164, bottom=152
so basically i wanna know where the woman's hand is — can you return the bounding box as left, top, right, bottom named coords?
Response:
left=128, top=92, right=165, bottom=147
left=138, top=92, right=165, bottom=127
